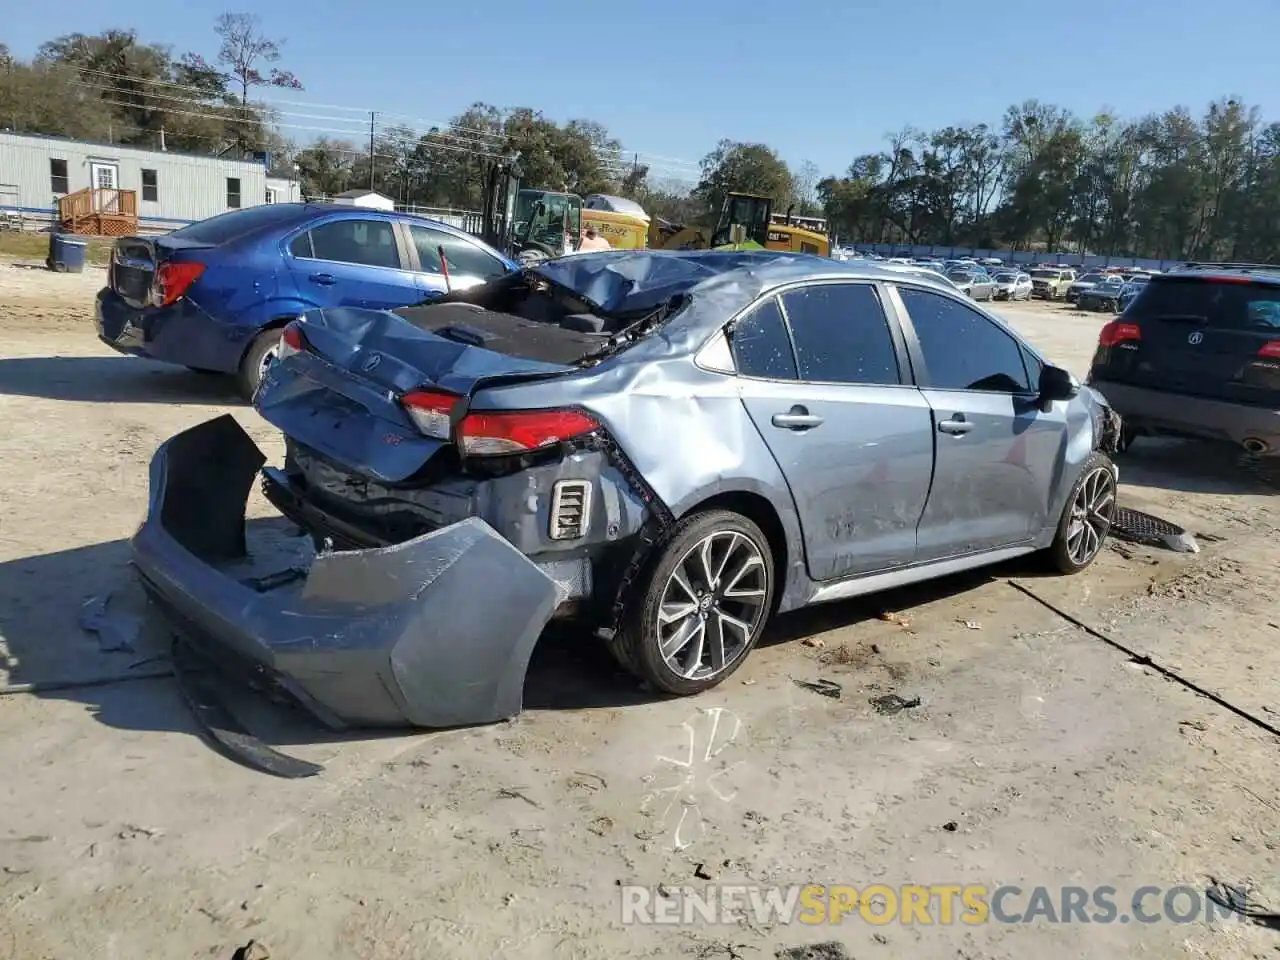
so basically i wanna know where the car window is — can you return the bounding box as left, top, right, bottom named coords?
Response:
left=307, top=219, right=401, bottom=269
left=728, top=297, right=797, bottom=380
left=288, top=232, right=313, bottom=259
left=1127, top=278, right=1280, bottom=331
left=898, top=287, right=1033, bottom=393
left=170, top=204, right=305, bottom=244
left=410, top=226, right=508, bottom=281
left=780, top=283, right=901, bottom=385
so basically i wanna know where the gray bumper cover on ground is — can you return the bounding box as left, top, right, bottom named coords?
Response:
left=131, top=415, right=560, bottom=729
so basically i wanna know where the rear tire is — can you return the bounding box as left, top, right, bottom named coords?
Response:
left=237, top=327, right=284, bottom=401
left=607, top=510, right=775, bottom=696
left=1044, top=452, right=1117, bottom=574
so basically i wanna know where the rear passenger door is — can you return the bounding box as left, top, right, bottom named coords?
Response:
left=286, top=216, right=421, bottom=309
left=891, top=285, right=1063, bottom=560
left=407, top=224, right=512, bottom=296
left=731, top=282, right=935, bottom=581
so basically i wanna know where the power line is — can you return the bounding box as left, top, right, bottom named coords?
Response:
left=64, top=64, right=706, bottom=176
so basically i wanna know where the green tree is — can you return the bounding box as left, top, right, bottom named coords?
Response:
left=693, top=140, right=794, bottom=221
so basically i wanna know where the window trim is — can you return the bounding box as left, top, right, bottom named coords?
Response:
left=283, top=215, right=408, bottom=272
left=140, top=168, right=158, bottom=203
left=50, top=158, right=69, bottom=195
left=887, top=282, right=1039, bottom=395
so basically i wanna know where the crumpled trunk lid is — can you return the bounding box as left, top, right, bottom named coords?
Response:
left=256, top=306, right=580, bottom=483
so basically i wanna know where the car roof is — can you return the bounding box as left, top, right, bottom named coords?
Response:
left=529, top=249, right=962, bottom=316
left=1165, top=262, right=1280, bottom=286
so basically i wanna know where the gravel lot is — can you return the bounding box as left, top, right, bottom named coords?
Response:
left=1, top=259, right=1278, bottom=959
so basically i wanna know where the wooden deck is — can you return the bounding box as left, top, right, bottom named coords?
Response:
left=58, top=188, right=138, bottom=237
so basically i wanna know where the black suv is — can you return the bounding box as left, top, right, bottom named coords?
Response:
left=1086, top=263, right=1280, bottom=455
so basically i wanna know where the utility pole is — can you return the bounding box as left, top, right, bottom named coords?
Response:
left=368, top=111, right=376, bottom=191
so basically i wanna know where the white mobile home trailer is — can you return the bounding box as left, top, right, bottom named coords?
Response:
left=0, top=132, right=298, bottom=232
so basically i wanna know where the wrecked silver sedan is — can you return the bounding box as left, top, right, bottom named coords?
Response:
left=133, top=250, right=1122, bottom=740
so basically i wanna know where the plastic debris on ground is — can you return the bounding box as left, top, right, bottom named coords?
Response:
left=1111, top=506, right=1199, bottom=553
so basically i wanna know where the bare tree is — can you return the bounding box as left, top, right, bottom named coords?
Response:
left=214, top=12, right=302, bottom=104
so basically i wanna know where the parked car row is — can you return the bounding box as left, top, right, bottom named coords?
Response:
left=1075, top=272, right=1152, bottom=312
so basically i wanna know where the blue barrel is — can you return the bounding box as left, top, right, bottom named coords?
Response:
left=47, top=233, right=88, bottom=273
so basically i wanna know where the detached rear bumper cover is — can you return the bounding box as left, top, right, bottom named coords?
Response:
left=131, top=414, right=560, bottom=729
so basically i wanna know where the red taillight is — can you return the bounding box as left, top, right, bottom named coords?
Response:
left=1258, top=340, right=1280, bottom=360
left=152, top=261, right=205, bottom=307
left=1198, top=275, right=1252, bottom=284
left=1098, top=321, right=1141, bottom=347
left=458, top=408, right=600, bottom=456
left=275, top=320, right=312, bottom=364
left=401, top=389, right=459, bottom=440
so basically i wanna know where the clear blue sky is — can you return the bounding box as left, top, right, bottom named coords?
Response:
left=9, top=0, right=1277, bottom=184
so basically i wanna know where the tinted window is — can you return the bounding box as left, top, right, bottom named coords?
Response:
left=309, top=219, right=401, bottom=269
left=172, top=205, right=305, bottom=244
left=781, top=283, right=900, bottom=385
left=1126, top=278, right=1280, bottom=331
left=410, top=225, right=507, bottom=280
left=141, top=168, right=158, bottom=202
left=899, top=287, right=1032, bottom=393
left=729, top=298, right=797, bottom=380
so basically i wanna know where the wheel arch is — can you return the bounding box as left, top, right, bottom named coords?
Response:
left=674, top=487, right=801, bottom=614
left=235, top=313, right=299, bottom=365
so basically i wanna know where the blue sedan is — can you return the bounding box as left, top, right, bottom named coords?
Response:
left=95, top=203, right=519, bottom=397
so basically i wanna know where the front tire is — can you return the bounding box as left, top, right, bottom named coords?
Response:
left=608, top=510, right=775, bottom=696
left=237, top=327, right=284, bottom=401
left=1045, top=452, right=1117, bottom=574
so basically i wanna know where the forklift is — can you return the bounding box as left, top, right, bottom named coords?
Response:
left=472, top=155, right=584, bottom=264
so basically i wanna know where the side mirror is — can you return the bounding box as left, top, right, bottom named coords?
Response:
left=1039, top=364, right=1078, bottom=402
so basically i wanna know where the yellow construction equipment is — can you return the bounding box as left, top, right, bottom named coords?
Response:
left=509, top=187, right=829, bottom=259
left=648, top=193, right=830, bottom=257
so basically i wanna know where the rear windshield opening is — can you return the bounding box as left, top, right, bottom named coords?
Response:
left=1127, top=278, right=1280, bottom=331
left=170, top=204, right=306, bottom=245
left=392, top=273, right=686, bottom=366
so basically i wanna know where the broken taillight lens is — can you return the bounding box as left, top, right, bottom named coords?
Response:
left=401, top=389, right=460, bottom=440
left=275, top=319, right=312, bottom=363
left=458, top=408, right=601, bottom=456
left=1098, top=321, right=1141, bottom=347
left=151, top=261, right=205, bottom=307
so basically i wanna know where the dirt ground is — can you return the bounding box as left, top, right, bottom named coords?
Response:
left=1, top=258, right=1278, bottom=960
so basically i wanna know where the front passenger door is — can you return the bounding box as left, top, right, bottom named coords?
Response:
left=732, top=283, right=935, bottom=581
left=894, top=286, right=1064, bottom=560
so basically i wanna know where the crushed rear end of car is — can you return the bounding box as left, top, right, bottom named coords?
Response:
left=128, top=256, right=713, bottom=754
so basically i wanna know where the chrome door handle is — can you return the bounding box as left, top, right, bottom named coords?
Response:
left=772, top=411, right=824, bottom=430
left=938, top=417, right=973, bottom=435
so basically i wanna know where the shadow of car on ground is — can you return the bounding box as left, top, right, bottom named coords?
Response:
left=0, top=355, right=243, bottom=405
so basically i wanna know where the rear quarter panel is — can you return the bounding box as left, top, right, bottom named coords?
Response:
left=471, top=350, right=810, bottom=609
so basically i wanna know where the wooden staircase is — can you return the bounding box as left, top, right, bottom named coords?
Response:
left=58, top=188, right=138, bottom=236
